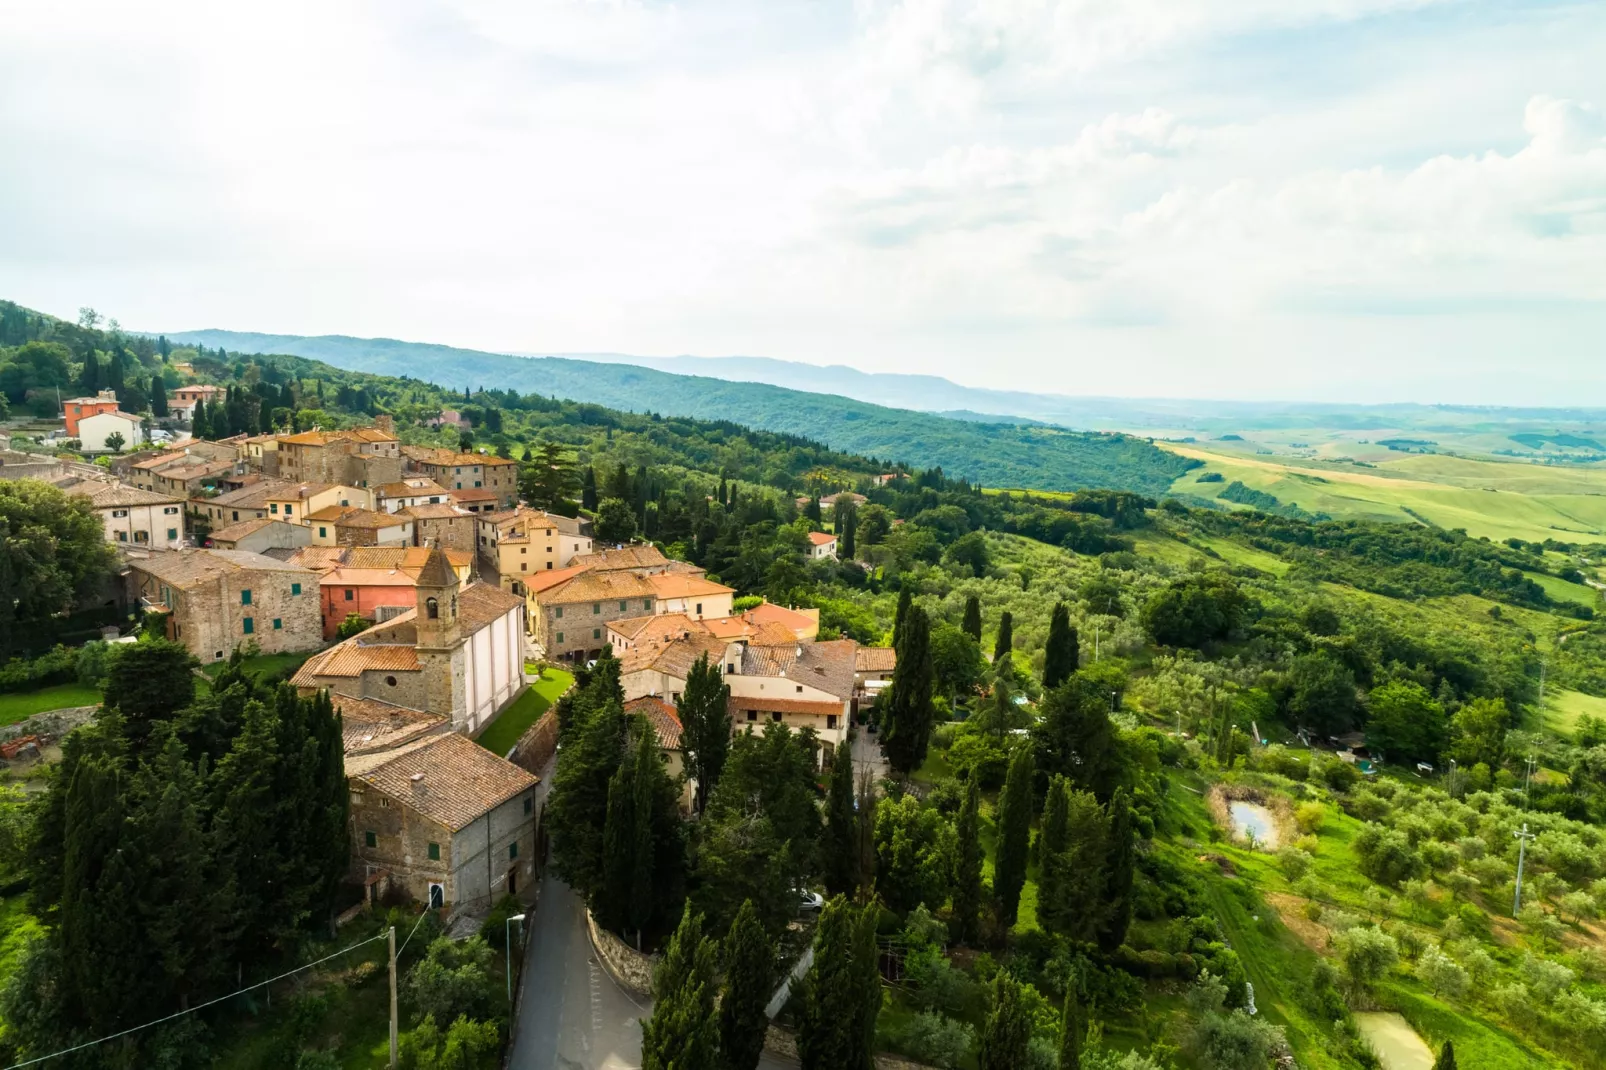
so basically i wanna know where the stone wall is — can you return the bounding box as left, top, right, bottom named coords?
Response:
left=585, top=909, right=656, bottom=997
left=762, top=1025, right=938, bottom=1070
left=510, top=708, right=560, bottom=770
left=0, top=706, right=96, bottom=744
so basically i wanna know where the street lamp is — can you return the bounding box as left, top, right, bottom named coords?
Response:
left=505, top=913, right=527, bottom=1003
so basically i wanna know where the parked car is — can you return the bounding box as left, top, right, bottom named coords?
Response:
left=796, top=889, right=824, bottom=912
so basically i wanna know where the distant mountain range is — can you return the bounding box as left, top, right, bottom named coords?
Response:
left=160, top=329, right=1199, bottom=496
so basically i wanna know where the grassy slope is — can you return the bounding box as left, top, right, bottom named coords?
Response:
left=0, top=683, right=102, bottom=726
left=474, top=667, right=573, bottom=757
left=1163, top=444, right=1606, bottom=545
left=1543, top=688, right=1606, bottom=740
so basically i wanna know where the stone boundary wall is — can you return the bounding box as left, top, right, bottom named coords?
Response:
left=0, top=706, right=96, bottom=744
left=763, top=1024, right=936, bottom=1070
left=510, top=708, right=559, bottom=772
left=585, top=909, right=656, bottom=997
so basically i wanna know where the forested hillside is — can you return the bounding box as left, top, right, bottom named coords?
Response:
left=158, top=326, right=1198, bottom=495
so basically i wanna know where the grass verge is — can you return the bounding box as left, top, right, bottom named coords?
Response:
left=475, top=668, right=573, bottom=756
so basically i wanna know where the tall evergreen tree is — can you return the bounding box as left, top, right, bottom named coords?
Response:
left=1051, top=789, right=1108, bottom=943
left=805, top=495, right=822, bottom=525
left=978, top=971, right=1031, bottom=1070
left=1042, top=604, right=1079, bottom=689
left=823, top=740, right=859, bottom=897
left=961, top=595, right=982, bottom=642
left=837, top=499, right=857, bottom=559
left=102, top=639, right=196, bottom=744
left=1097, top=787, right=1136, bottom=952
left=892, top=587, right=913, bottom=649
left=580, top=466, right=599, bottom=511
left=993, top=611, right=1013, bottom=662
left=1036, top=775, right=1071, bottom=933
left=78, top=351, right=100, bottom=394
left=641, top=907, right=719, bottom=1070
left=548, top=696, right=628, bottom=899
left=719, top=899, right=776, bottom=1070
left=681, top=653, right=731, bottom=814
left=1432, top=1041, right=1457, bottom=1070
left=1059, top=986, right=1084, bottom=1070
left=882, top=605, right=935, bottom=775
left=993, top=743, right=1034, bottom=927
left=190, top=397, right=210, bottom=439
left=150, top=375, right=168, bottom=417
left=953, top=777, right=984, bottom=945
left=797, top=897, right=879, bottom=1070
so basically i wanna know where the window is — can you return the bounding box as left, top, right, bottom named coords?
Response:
left=474, top=480, right=481, bottom=488
left=232, top=510, right=240, bottom=521
left=556, top=632, right=564, bottom=643
left=164, top=506, right=178, bottom=515
left=746, top=710, right=757, bottom=722
left=291, top=582, right=301, bottom=596
left=426, top=597, right=439, bottom=619
left=771, top=711, right=783, bottom=723
left=619, top=600, right=628, bottom=611
left=112, top=509, right=128, bottom=518
left=521, top=547, right=527, bottom=554
left=695, top=603, right=703, bottom=616
left=524, top=796, right=533, bottom=815
left=508, top=842, right=518, bottom=860
left=167, top=528, right=177, bottom=540
left=116, top=531, right=127, bottom=542
left=241, top=589, right=252, bottom=605
left=546, top=562, right=552, bottom=569
left=285, top=504, right=293, bottom=516
left=270, top=503, right=278, bottom=514
left=796, top=685, right=803, bottom=693
left=643, top=599, right=652, bottom=611
left=546, top=545, right=553, bottom=553
left=345, top=589, right=354, bottom=601
left=364, top=831, right=376, bottom=848
left=319, top=527, right=327, bottom=537
left=427, top=842, right=440, bottom=861
left=554, top=606, right=563, bottom=618
left=592, top=603, right=601, bottom=614
left=272, top=618, right=282, bottom=630
left=243, top=617, right=254, bottom=635
left=521, top=563, right=527, bottom=572
left=593, top=628, right=601, bottom=640
left=827, top=715, right=838, bottom=729
left=385, top=675, right=397, bottom=687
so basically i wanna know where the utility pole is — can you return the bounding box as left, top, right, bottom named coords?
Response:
left=388, top=925, right=398, bottom=1068
left=506, top=913, right=527, bottom=1003
left=1524, top=754, right=1538, bottom=809
left=1513, top=824, right=1536, bottom=916
left=1093, top=624, right=1099, bottom=662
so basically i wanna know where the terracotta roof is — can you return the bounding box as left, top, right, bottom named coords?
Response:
left=81, top=409, right=142, bottom=425
left=608, top=613, right=680, bottom=642
left=701, top=616, right=755, bottom=640
left=571, top=545, right=670, bottom=571
left=619, top=633, right=728, bottom=679
left=343, top=546, right=473, bottom=573
left=348, top=732, right=537, bottom=831
left=856, top=647, right=897, bottom=673
left=400, top=502, right=469, bottom=520
left=279, top=427, right=398, bottom=446
left=727, top=696, right=845, bottom=717
left=625, top=696, right=683, bottom=750
left=647, top=573, right=735, bottom=600
left=157, top=459, right=237, bottom=482
left=742, top=602, right=819, bottom=639
left=541, top=569, right=657, bottom=605
left=202, top=479, right=300, bottom=509
left=458, top=582, right=524, bottom=630
left=320, top=567, right=422, bottom=588
left=807, top=531, right=837, bottom=546
left=336, top=696, right=448, bottom=755
left=66, top=481, right=184, bottom=509
left=131, top=453, right=191, bottom=471
left=266, top=482, right=338, bottom=502
left=376, top=478, right=448, bottom=498
left=525, top=564, right=591, bottom=596
left=404, top=446, right=515, bottom=468
left=449, top=487, right=500, bottom=504
left=209, top=517, right=283, bottom=543
left=285, top=546, right=352, bottom=572
left=739, top=638, right=858, bottom=700
left=292, top=640, right=422, bottom=683
left=330, top=508, right=409, bottom=530
left=132, top=548, right=319, bottom=590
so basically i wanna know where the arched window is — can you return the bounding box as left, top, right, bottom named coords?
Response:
left=426, top=597, right=439, bottom=620
left=451, top=595, right=458, bottom=617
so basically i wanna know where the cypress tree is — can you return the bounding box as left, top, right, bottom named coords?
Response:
left=961, top=595, right=982, bottom=642
left=1059, top=985, right=1084, bottom=1070
left=190, top=398, right=209, bottom=439
left=993, top=611, right=1013, bottom=663
left=1097, top=787, right=1136, bottom=953
left=798, top=897, right=878, bottom=1070
left=882, top=605, right=934, bottom=775
left=1042, top=604, right=1078, bottom=689
left=600, top=754, right=637, bottom=935
left=823, top=740, right=859, bottom=897
left=681, top=653, right=731, bottom=814
left=993, top=744, right=1034, bottom=927
left=1432, top=1041, right=1457, bottom=1070
left=838, top=500, right=857, bottom=559
left=1054, top=789, right=1108, bottom=943
left=953, top=777, right=983, bottom=944
left=548, top=697, right=627, bottom=900
left=805, top=495, right=822, bottom=524
left=1036, top=775, right=1070, bottom=934
left=629, top=726, right=658, bottom=942
left=892, top=587, right=912, bottom=649
left=79, top=351, right=100, bottom=394
left=978, top=971, right=1031, bottom=1070
left=641, top=907, right=719, bottom=1070
left=581, top=466, right=598, bottom=511
left=150, top=375, right=168, bottom=416
left=719, top=899, right=776, bottom=1070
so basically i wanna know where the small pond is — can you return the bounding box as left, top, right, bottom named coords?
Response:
left=1353, top=1012, right=1433, bottom=1070
left=1228, top=801, right=1279, bottom=849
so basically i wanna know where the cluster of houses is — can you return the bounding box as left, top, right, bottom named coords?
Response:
left=8, top=415, right=885, bottom=916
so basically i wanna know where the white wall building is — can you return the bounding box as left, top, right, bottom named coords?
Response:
left=66, top=481, right=187, bottom=549
left=78, top=410, right=147, bottom=454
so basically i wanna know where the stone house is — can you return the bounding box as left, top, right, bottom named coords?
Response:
left=190, top=478, right=295, bottom=528
left=645, top=573, right=735, bottom=621
left=402, top=447, right=519, bottom=509
left=171, top=384, right=226, bottom=406
left=448, top=487, right=501, bottom=514
left=307, top=505, right=414, bottom=547
left=315, top=547, right=475, bottom=638
left=129, top=548, right=323, bottom=663
left=291, top=550, right=526, bottom=735
left=375, top=477, right=450, bottom=514
left=400, top=502, right=476, bottom=553
left=346, top=732, right=539, bottom=908
left=529, top=568, right=659, bottom=663
left=66, top=480, right=188, bottom=549
left=854, top=646, right=897, bottom=686
left=724, top=639, right=858, bottom=763
left=234, top=433, right=281, bottom=476
left=276, top=426, right=402, bottom=487
left=264, top=482, right=374, bottom=523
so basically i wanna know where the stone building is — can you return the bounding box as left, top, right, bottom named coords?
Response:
left=346, top=731, right=539, bottom=908
left=375, top=477, right=450, bottom=514
left=400, top=502, right=476, bottom=553
left=65, top=481, right=187, bottom=549
left=313, top=546, right=474, bottom=638
left=306, top=505, right=414, bottom=547
left=476, top=506, right=593, bottom=588
left=401, top=447, right=519, bottom=509
left=724, top=639, right=858, bottom=763
left=276, top=426, right=402, bottom=487
left=129, top=548, right=323, bottom=663
left=528, top=568, right=658, bottom=663
left=206, top=517, right=312, bottom=553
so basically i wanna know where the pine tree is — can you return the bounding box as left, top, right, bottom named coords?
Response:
left=150, top=375, right=168, bottom=417
left=993, top=744, right=1034, bottom=927
left=1036, top=776, right=1071, bottom=933
left=681, top=654, right=731, bottom=814
left=719, top=899, right=776, bottom=1070
left=823, top=741, right=859, bottom=897
left=1432, top=1040, right=1457, bottom=1070
left=1042, top=604, right=1079, bottom=689
left=978, top=972, right=1031, bottom=1070
left=1097, top=787, right=1136, bottom=952
left=953, top=777, right=983, bottom=944
left=994, top=611, right=1013, bottom=663
left=1059, top=985, right=1084, bottom=1070
left=961, top=595, right=982, bottom=642
left=882, top=605, right=935, bottom=775
left=798, top=897, right=878, bottom=1070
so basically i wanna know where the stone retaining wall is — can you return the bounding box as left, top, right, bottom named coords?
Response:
left=0, top=706, right=96, bottom=744
left=585, top=909, right=656, bottom=997
left=762, top=1023, right=936, bottom=1070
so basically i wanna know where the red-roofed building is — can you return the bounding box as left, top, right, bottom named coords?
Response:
left=806, top=530, right=838, bottom=560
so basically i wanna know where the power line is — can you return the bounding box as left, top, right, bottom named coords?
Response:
left=4, top=929, right=393, bottom=1069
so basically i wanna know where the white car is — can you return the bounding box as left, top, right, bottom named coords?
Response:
left=796, top=889, right=824, bottom=912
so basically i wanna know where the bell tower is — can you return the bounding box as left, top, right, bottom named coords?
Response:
left=414, top=546, right=461, bottom=652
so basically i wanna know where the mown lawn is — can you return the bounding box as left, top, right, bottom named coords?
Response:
left=0, top=683, right=102, bottom=726
left=475, top=668, right=573, bottom=757
left=201, top=652, right=316, bottom=681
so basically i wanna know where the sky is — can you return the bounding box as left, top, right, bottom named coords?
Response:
left=2, top=0, right=1604, bottom=405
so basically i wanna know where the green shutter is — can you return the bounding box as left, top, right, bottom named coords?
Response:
left=272, top=618, right=282, bottom=630
left=241, top=589, right=252, bottom=605
left=243, top=617, right=254, bottom=635
left=291, top=582, right=301, bottom=596
left=508, top=842, right=518, bottom=860
left=428, top=842, right=440, bottom=861
left=365, top=831, right=376, bottom=848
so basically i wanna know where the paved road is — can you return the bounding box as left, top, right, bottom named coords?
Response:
left=508, top=877, right=795, bottom=1069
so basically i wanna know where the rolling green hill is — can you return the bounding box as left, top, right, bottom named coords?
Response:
left=162, top=329, right=1196, bottom=495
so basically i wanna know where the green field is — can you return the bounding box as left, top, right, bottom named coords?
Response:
left=201, top=652, right=316, bottom=681
left=1542, top=688, right=1606, bottom=740
left=1163, top=444, right=1606, bottom=545
left=0, top=683, right=102, bottom=726
left=474, top=667, right=573, bottom=756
